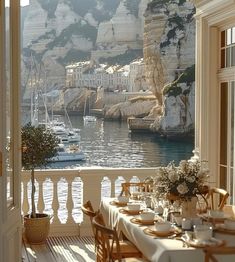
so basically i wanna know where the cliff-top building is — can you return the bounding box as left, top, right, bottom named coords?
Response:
left=65, top=61, right=130, bottom=91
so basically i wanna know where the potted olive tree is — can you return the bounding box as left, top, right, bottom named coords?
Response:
left=22, top=122, right=59, bottom=244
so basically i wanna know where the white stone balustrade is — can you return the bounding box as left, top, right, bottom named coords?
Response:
left=21, top=168, right=157, bottom=236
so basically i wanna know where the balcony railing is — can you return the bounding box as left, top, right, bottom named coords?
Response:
left=21, top=168, right=156, bottom=236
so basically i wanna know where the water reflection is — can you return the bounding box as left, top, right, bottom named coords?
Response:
left=47, top=116, right=194, bottom=169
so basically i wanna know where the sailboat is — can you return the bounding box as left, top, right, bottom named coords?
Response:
left=26, top=56, right=85, bottom=162
left=83, top=90, right=97, bottom=124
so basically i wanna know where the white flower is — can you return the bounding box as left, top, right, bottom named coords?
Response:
left=186, top=175, right=195, bottom=183
left=177, top=182, right=189, bottom=195
left=168, top=171, right=179, bottom=182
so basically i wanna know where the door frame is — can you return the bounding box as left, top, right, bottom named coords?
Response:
left=0, top=1, right=22, bottom=261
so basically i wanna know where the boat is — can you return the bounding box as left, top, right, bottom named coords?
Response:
left=83, top=90, right=97, bottom=124
left=83, top=115, right=97, bottom=123
left=50, top=119, right=81, bottom=143
left=50, top=144, right=85, bottom=162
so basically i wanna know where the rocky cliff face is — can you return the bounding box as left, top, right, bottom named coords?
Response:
left=143, top=0, right=195, bottom=137
left=22, top=0, right=150, bottom=95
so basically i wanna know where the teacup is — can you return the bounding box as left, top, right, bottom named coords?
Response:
left=209, top=210, right=224, bottom=218
left=193, top=224, right=213, bottom=241
left=224, top=218, right=235, bottom=230
left=155, top=221, right=172, bottom=232
left=154, top=205, right=164, bottom=215
left=117, top=196, right=129, bottom=203
left=191, top=217, right=202, bottom=226
left=173, top=214, right=182, bottom=226
left=127, top=203, right=141, bottom=211
left=140, top=211, right=155, bottom=221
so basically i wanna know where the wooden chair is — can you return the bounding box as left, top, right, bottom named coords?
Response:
left=204, top=246, right=235, bottom=262
left=119, top=182, right=152, bottom=197
left=92, top=212, right=143, bottom=262
left=81, top=200, right=97, bottom=236
left=206, top=187, right=229, bottom=210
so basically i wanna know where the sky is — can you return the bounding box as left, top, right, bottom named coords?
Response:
left=21, top=0, right=29, bottom=6
left=5, top=0, right=29, bottom=6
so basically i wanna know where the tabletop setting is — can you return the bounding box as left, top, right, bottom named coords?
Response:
left=99, top=160, right=235, bottom=262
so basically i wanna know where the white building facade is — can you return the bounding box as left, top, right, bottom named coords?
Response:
left=65, top=61, right=130, bottom=91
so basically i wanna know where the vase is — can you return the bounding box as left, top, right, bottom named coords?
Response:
left=181, top=197, right=198, bottom=218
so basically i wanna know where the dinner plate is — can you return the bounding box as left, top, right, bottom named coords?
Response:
left=119, top=208, right=142, bottom=215
left=130, top=217, right=156, bottom=225
left=199, top=213, right=230, bottom=222
left=215, top=224, right=235, bottom=235
left=182, top=236, right=225, bottom=248
left=109, top=200, right=128, bottom=207
left=143, top=227, right=176, bottom=237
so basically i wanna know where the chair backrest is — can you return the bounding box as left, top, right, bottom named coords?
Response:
left=81, top=200, right=96, bottom=235
left=206, top=187, right=229, bottom=210
left=92, top=213, right=122, bottom=262
left=120, top=182, right=152, bottom=197
left=204, top=246, right=235, bottom=262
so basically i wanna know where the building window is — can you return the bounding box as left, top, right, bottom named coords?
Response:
left=221, top=27, right=235, bottom=68
left=220, top=81, right=235, bottom=204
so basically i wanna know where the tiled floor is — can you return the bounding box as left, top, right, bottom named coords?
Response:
left=22, top=236, right=96, bottom=262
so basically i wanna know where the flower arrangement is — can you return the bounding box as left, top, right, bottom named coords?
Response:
left=154, top=160, right=209, bottom=201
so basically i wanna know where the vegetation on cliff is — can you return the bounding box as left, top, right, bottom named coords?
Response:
left=163, top=64, right=195, bottom=97
left=46, top=22, right=97, bottom=50
left=99, top=49, right=143, bottom=66
left=57, top=49, right=90, bottom=66
left=147, top=0, right=187, bottom=12
left=38, top=0, right=59, bottom=18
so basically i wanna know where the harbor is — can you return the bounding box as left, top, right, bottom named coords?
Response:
left=46, top=115, right=194, bottom=169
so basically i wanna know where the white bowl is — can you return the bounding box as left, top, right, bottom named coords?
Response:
left=140, top=211, right=155, bottom=221
left=117, top=196, right=129, bottom=203
left=209, top=210, right=224, bottom=218
left=127, top=203, right=141, bottom=211
left=224, top=218, right=235, bottom=230
left=155, top=221, right=172, bottom=232
left=194, top=224, right=213, bottom=241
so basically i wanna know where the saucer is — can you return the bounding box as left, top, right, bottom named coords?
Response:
left=143, top=226, right=175, bottom=237
left=119, top=208, right=142, bottom=215
left=182, top=236, right=225, bottom=248
left=130, top=217, right=156, bottom=225
left=215, top=224, right=235, bottom=235
left=110, top=200, right=128, bottom=207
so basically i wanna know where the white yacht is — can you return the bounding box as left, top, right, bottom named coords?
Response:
left=83, top=115, right=97, bottom=123
left=50, top=144, right=85, bottom=162
left=50, top=119, right=81, bottom=143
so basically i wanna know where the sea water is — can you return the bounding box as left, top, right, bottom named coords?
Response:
left=47, top=116, right=194, bottom=169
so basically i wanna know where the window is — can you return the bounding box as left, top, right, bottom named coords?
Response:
left=221, top=27, right=235, bottom=68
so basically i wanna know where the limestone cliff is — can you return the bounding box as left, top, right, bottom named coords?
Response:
left=22, top=0, right=150, bottom=95
left=143, top=0, right=195, bottom=137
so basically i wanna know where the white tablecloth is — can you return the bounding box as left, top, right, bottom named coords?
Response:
left=100, top=198, right=235, bottom=262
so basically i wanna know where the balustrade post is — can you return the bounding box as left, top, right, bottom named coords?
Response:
left=51, top=178, right=61, bottom=225
left=79, top=170, right=103, bottom=236
left=22, top=179, right=30, bottom=216
left=109, top=177, right=116, bottom=197
left=37, top=177, right=45, bottom=214
left=66, top=177, right=75, bottom=225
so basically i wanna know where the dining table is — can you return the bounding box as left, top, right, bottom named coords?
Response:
left=99, top=197, right=235, bottom=262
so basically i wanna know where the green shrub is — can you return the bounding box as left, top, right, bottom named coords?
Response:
left=163, top=64, right=195, bottom=97
left=99, top=49, right=143, bottom=65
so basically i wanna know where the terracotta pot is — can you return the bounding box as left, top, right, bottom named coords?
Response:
left=24, top=213, right=50, bottom=244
